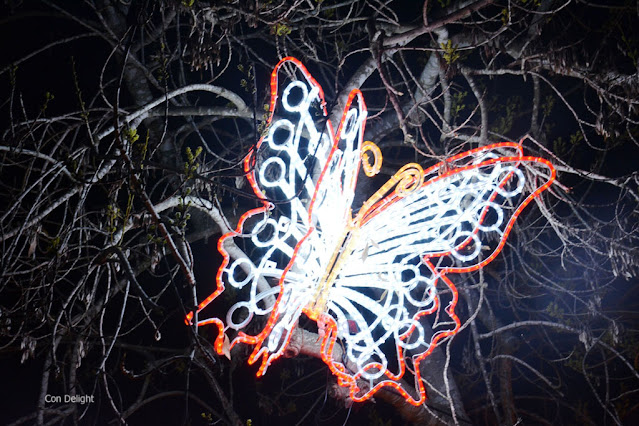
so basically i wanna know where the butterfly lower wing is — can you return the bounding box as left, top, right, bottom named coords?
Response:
left=316, top=252, right=445, bottom=405
left=316, top=143, right=555, bottom=404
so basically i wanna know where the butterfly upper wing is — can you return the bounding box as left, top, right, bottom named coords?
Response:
left=187, top=57, right=368, bottom=374
left=316, top=143, right=556, bottom=404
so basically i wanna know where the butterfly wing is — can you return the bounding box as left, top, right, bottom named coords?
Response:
left=315, top=143, right=555, bottom=404
left=187, top=57, right=368, bottom=374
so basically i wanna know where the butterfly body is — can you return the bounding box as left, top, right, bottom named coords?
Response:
left=307, top=223, right=356, bottom=320
left=187, top=57, right=556, bottom=405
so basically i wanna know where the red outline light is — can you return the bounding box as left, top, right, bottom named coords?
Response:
left=186, top=58, right=557, bottom=407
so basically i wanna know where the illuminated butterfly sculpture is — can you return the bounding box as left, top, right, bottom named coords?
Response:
left=186, top=57, right=556, bottom=405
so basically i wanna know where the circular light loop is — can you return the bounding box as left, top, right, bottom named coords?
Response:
left=451, top=231, right=482, bottom=262
left=251, top=217, right=279, bottom=247
left=396, top=263, right=420, bottom=286
left=358, top=350, right=387, bottom=380
left=226, top=258, right=254, bottom=288
left=282, top=81, right=309, bottom=112
left=475, top=201, right=504, bottom=232
left=227, top=302, right=253, bottom=330
left=259, top=157, right=287, bottom=188
left=405, top=280, right=437, bottom=308
left=267, top=119, right=295, bottom=150
left=398, top=321, right=424, bottom=350
left=495, top=166, right=525, bottom=197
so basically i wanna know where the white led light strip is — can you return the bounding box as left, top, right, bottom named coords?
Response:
left=186, top=57, right=556, bottom=406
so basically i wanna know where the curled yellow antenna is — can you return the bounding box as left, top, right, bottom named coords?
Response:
left=361, top=141, right=382, bottom=177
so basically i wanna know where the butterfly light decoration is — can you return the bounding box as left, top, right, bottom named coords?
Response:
left=186, top=57, right=555, bottom=405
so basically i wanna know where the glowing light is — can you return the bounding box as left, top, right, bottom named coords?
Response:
left=361, top=141, right=382, bottom=177
left=187, top=57, right=556, bottom=406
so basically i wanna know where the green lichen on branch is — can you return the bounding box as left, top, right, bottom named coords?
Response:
left=184, top=146, right=202, bottom=180
left=271, top=22, right=292, bottom=37
left=440, top=39, right=460, bottom=65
